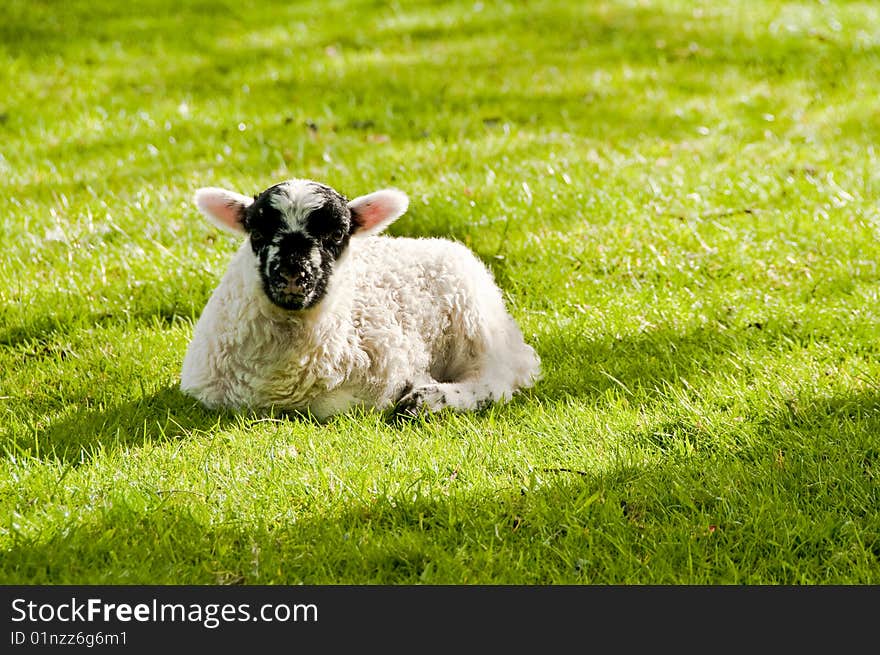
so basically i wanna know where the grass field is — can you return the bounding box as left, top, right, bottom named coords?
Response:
left=1, top=0, right=879, bottom=584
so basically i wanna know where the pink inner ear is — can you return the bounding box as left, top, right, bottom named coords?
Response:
left=195, top=188, right=250, bottom=233
left=349, top=190, right=408, bottom=235
left=352, top=199, right=392, bottom=230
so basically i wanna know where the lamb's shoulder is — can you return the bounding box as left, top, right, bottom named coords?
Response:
left=181, top=247, right=345, bottom=409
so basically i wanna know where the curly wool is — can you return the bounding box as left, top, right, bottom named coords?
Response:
left=182, top=232, right=540, bottom=419
left=181, top=179, right=540, bottom=419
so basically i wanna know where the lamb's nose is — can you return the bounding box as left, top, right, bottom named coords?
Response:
left=280, top=271, right=306, bottom=295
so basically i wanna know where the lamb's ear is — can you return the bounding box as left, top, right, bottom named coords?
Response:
left=193, top=187, right=253, bottom=235
left=348, top=189, right=409, bottom=237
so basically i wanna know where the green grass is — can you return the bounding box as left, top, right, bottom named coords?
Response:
left=2, top=0, right=880, bottom=584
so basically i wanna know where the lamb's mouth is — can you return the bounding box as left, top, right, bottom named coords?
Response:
left=262, top=274, right=315, bottom=310
left=270, top=291, right=311, bottom=310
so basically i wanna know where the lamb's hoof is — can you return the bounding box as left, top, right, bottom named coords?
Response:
left=392, top=398, right=423, bottom=420
left=392, top=391, right=429, bottom=420
left=391, top=384, right=446, bottom=421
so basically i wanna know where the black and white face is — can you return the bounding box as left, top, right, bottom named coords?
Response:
left=193, top=178, right=410, bottom=312
left=245, top=180, right=352, bottom=310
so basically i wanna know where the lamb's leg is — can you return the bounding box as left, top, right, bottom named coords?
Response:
left=393, top=306, right=541, bottom=418
left=393, top=351, right=537, bottom=418
left=393, top=378, right=500, bottom=417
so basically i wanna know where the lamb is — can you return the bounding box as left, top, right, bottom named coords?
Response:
left=180, top=178, right=541, bottom=420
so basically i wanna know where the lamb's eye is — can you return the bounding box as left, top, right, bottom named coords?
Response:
left=247, top=206, right=282, bottom=240
left=247, top=219, right=270, bottom=241
left=249, top=230, right=269, bottom=250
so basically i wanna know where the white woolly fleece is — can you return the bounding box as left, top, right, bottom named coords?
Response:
left=181, top=234, right=540, bottom=420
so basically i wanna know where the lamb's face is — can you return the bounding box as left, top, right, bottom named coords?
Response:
left=244, top=180, right=352, bottom=310
left=194, top=178, right=410, bottom=312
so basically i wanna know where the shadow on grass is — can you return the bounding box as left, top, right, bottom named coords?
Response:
left=5, top=318, right=805, bottom=465
left=2, top=390, right=878, bottom=584
left=5, top=384, right=238, bottom=465
left=4, top=322, right=725, bottom=462
left=0, top=265, right=220, bottom=349
left=0, top=306, right=191, bottom=349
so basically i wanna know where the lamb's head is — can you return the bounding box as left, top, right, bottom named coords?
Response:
left=194, top=179, right=408, bottom=310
